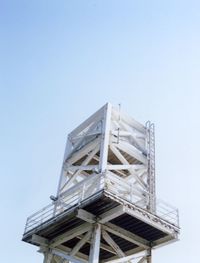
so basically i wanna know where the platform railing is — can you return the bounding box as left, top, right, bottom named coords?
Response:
left=105, top=172, right=179, bottom=227
left=24, top=173, right=179, bottom=234
left=24, top=174, right=104, bottom=233
left=155, top=199, right=179, bottom=226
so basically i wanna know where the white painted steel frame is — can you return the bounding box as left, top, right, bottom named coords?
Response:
left=56, top=103, right=155, bottom=212
left=23, top=103, right=179, bottom=263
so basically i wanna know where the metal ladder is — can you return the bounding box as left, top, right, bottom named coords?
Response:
left=146, top=121, right=156, bottom=212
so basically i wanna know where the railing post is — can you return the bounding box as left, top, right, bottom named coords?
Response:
left=102, top=172, right=106, bottom=191
left=79, top=182, right=86, bottom=204
left=130, top=183, right=133, bottom=203
left=53, top=199, right=59, bottom=217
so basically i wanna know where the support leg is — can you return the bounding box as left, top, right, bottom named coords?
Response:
left=135, top=250, right=152, bottom=263
left=89, top=224, right=101, bottom=263
left=146, top=249, right=152, bottom=263
left=43, top=252, right=53, bottom=263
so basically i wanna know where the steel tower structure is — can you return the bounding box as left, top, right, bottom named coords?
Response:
left=22, top=103, right=180, bottom=263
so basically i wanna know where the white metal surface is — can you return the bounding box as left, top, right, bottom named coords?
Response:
left=88, top=224, right=101, bottom=263
left=56, top=103, right=151, bottom=199
left=23, top=103, right=180, bottom=263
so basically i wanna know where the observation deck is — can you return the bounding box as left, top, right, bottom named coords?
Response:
left=22, top=103, right=180, bottom=263
left=23, top=172, right=179, bottom=261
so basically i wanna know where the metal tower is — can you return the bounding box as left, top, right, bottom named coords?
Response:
left=22, top=103, right=180, bottom=263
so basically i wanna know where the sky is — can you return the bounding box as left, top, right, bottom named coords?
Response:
left=0, top=0, right=200, bottom=262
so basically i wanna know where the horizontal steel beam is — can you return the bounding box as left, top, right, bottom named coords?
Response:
left=50, top=223, right=91, bottom=247
left=52, top=248, right=85, bottom=263
left=98, top=205, right=125, bottom=223
left=77, top=209, right=96, bottom=223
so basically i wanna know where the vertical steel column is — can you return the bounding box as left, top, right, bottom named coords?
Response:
left=56, top=138, right=72, bottom=198
left=43, top=252, right=53, bottom=263
left=88, top=224, right=101, bottom=263
left=146, top=249, right=152, bottom=263
left=99, top=103, right=112, bottom=172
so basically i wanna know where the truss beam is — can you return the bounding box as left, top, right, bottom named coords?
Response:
left=70, top=231, right=92, bottom=256
left=76, top=234, right=116, bottom=255
left=99, top=103, right=112, bottom=172
left=58, top=245, right=89, bottom=262
left=52, top=248, right=85, bottom=263
left=110, top=145, right=147, bottom=189
left=103, top=222, right=150, bottom=249
left=50, top=223, right=91, bottom=248
left=102, top=230, right=125, bottom=258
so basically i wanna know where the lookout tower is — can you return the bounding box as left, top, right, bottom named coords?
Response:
left=22, top=103, right=180, bottom=263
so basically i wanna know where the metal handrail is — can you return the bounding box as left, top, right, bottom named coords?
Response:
left=24, top=173, right=179, bottom=234
left=24, top=174, right=104, bottom=233
left=105, top=172, right=179, bottom=226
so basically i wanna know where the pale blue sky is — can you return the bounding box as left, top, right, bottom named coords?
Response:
left=0, top=0, right=200, bottom=262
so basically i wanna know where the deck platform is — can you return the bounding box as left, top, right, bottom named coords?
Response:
left=23, top=174, right=179, bottom=262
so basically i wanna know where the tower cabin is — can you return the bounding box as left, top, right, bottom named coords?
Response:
left=22, top=103, right=180, bottom=263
